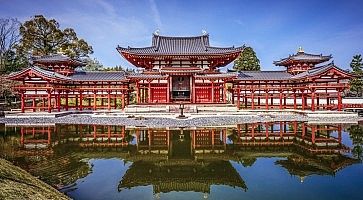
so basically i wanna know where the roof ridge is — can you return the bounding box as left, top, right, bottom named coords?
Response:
left=292, top=52, right=332, bottom=58
left=240, top=70, right=288, bottom=73
left=153, top=33, right=209, bottom=39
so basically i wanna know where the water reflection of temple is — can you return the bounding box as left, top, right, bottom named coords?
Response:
left=0, top=122, right=358, bottom=193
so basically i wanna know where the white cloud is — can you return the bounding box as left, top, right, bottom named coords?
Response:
left=46, top=0, right=155, bottom=68
left=149, top=0, right=162, bottom=30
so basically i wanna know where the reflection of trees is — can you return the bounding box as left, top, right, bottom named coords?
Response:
left=349, top=125, right=363, bottom=160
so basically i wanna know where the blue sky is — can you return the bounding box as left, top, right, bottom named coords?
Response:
left=1, top=0, right=363, bottom=71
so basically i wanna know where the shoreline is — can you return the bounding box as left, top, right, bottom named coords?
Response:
left=0, top=158, right=69, bottom=200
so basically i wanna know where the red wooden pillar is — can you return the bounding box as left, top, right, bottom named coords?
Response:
left=80, top=92, right=83, bottom=111
left=57, top=92, right=61, bottom=112
left=101, top=95, right=104, bottom=107
left=75, top=95, right=78, bottom=110
left=42, top=98, right=45, bottom=112
left=148, top=81, right=151, bottom=103
left=251, top=90, right=255, bottom=110
left=301, top=93, right=305, bottom=110
left=192, top=77, right=196, bottom=103
left=107, top=91, right=111, bottom=110
left=114, top=96, right=117, bottom=109
left=122, top=93, right=125, bottom=110
left=279, top=90, right=283, bottom=110
left=237, top=88, right=240, bottom=109
left=65, top=92, right=69, bottom=111
left=47, top=90, right=51, bottom=113
left=21, top=92, right=25, bottom=113
left=283, top=96, right=287, bottom=109
left=293, top=92, right=297, bottom=109
left=93, top=92, right=97, bottom=110
left=337, top=89, right=342, bottom=111
left=265, top=90, right=269, bottom=110
left=190, top=76, right=193, bottom=103
left=211, top=81, right=215, bottom=103
left=311, top=90, right=315, bottom=112
left=136, top=82, right=140, bottom=104
left=223, top=82, right=227, bottom=103
left=167, top=77, right=170, bottom=103
left=32, top=98, right=36, bottom=112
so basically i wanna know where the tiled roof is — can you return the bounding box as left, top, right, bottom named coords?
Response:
left=7, top=65, right=71, bottom=81
left=290, top=62, right=353, bottom=80
left=32, top=54, right=86, bottom=66
left=195, top=72, right=237, bottom=79
left=160, top=66, right=203, bottom=73
left=127, top=73, right=167, bottom=79
left=236, top=71, right=292, bottom=81
left=117, top=34, right=244, bottom=56
left=70, top=71, right=128, bottom=82
left=274, top=51, right=332, bottom=66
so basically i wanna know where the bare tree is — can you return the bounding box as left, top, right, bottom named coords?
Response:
left=0, top=18, right=20, bottom=70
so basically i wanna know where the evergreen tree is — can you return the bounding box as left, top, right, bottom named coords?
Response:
left=83, top=57, right=103, bottom=71
left=233, top=47, right=260, bottom=71
left=17, top=15, right=93, bottom=59
left=349, top=54, right=363, bottom=96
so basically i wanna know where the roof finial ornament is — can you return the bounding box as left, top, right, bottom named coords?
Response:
left=154, top=29, right=160, bottom=36
left=298, top=46, right=304, bottom=53
left=202, top=30, right=208, bottom=35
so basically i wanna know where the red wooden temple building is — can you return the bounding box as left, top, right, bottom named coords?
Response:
left=7, top=33, right=354, bottom=113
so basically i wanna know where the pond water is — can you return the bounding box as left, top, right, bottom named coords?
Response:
left=1, top=122, right=363, bottom=200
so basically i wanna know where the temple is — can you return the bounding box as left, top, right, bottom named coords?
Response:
left=6, top=33, right=355, bottom=112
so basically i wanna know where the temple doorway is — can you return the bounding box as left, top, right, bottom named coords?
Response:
left=171, top=76, right=191, bottom=102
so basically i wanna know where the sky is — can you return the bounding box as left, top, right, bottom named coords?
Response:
left=1, top=0, right=363, bottom=71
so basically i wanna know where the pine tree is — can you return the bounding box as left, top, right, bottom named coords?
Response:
left=17, top=15, right=93, bottom=59
left=349, top=54, right=363, bottom=96
left=233, top=47, right=260, bottom=72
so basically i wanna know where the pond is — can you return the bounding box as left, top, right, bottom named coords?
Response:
left=1, top=121, right=363, bottom=200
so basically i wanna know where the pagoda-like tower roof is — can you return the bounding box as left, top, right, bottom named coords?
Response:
left=32, top=54, right=86, bottom=67
left=117, top=33, right=244, bottom=69
left=273, top=48, right=332, bottom=66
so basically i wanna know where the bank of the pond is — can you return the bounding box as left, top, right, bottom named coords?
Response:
left=0, top=159, right=69, bottom=200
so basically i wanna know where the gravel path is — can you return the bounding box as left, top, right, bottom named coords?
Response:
left=0, top=113, right=360, bottom=128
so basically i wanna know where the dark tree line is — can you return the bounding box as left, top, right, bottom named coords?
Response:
left=349, top=54, right=363, bottom=96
